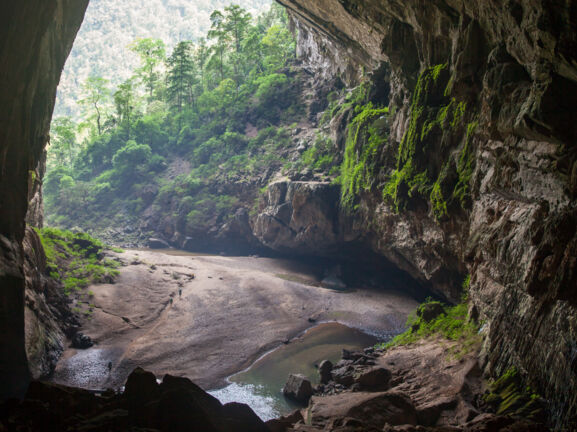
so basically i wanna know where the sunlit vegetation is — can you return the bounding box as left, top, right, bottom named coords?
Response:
left=45, top=4, right=296, bottom=235
left=35, top=227, right=120, bottom=296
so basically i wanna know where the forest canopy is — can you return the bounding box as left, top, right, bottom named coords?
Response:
left=45, top=4, right=299, bottom=244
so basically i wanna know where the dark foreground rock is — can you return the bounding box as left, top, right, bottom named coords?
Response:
left=71, top=332, right=94, bottom=349
left=0, top=367, right=269, bottom=432
left=280, top=339, right=550, bottom=432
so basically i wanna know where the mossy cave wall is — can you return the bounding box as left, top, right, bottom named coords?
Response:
left=1, top=0, right=577, bottom=428
left=277, top=0, right=577, bottom=427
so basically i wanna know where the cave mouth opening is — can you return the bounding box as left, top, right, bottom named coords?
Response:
left=1, top=0, right=435, bottom=406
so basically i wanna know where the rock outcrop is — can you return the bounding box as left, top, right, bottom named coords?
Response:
left=285, top=340, right=548, bottom=431
left=254, top=181, right=341, bottom=254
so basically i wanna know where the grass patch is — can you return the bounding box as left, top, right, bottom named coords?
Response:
left=35, top=227, right=120, bottom=296
left=379, top=297, right=481, bottom=358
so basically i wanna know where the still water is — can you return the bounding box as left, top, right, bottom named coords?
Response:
left=209, top=322, right=379, bottom=420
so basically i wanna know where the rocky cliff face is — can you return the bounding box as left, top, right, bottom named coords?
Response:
left=265, top=0, right=577, bottom=427
left=0, top=1, right=88, bottom=397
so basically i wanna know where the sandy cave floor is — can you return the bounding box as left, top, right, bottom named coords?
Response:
left=51, top=249, right=418, bottom=391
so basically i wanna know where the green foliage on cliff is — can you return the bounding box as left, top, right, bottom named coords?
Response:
left=382, top=63, right=476, bottom=219
left=298, top=133, right=339, bottom=174
left=482, top=367, right=545, bottom=421
left=45, top=4, right=298, bottom=240
left=340, top=103, right=389, bottom=210
left=383, top=64, right=449, bottom=213
left=452, top=121, right=478, bottom=208
left=35, top=228, right=120, bottom=296
left=382, top=298, right=481, bottom=357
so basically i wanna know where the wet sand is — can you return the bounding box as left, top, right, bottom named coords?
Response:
left=52, top=250, right=418, bottom=390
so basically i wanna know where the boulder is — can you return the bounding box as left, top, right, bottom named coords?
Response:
left=148, top=238, right=170, bottom=249
left=354, top=367, right=391, bottom=391
left=123, top=367, right=160, bottom=409
left=221, top=402, right=270, bottom=432
left=266, top=409, right=304, bottom=432
left=318, top=360, right=333, bottom=384
left=283, top=374, right=314, bottom=404
left=331, top=366, right=354, bottom=386
left=71, top=332, right=93, bottom=349
left=160, top=374, right=223, bottom=415
left=25, top=381, right=101, bottom=419
left=305, top=391, right=417, bottom=430
left=157, top=387, right=221, bottom=432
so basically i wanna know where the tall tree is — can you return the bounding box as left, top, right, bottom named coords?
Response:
left=223, top=5, right=251, bottom=55
left=129, top=38, right=166, bottom=100
left=207, top=10, right=230, bottom=84
left=166, top=41, right=196, bottom=113
left=49, top=117, right=77, bottom=168
left=114, top=79, right=138, bottom=139
left=261, top=24, right=295, bottom=73
left=78, top=76, right=111, bottom=136
left=194, top=38, right=210, bottom=90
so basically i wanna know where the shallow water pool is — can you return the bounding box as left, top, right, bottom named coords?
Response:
left=209, top=322, right=380, bottom=420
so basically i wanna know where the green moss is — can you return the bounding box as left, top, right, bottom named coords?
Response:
left=430, top=181, right=448, bottom=219
left=483, top=367, right=545, bottom=421
left=339, top=102, right=389, bottom=210
left=383, top=63, right=451, bottom=213
left=382, top=63, right=474, bottom=220
left=452, top=121, right=477, bottom=208
left=461, top=274, right=471, bottom=301
left=35, top=227, right=120, bottom=296
left=451, top=101, right=467, bottom=129
left=429, top=162, right=451, bottom=220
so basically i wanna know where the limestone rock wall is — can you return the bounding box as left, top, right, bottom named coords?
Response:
left=0, top=0, right=88, bottom=397
left=270, top=0, right=577, bottom=426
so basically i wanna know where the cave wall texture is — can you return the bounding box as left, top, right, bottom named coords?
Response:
left=276, top=0, right=577, bottom=426
left=0, top=0, right=88, bottom=397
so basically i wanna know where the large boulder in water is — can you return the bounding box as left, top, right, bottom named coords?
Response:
left=283, top=374, right=313, bottom=404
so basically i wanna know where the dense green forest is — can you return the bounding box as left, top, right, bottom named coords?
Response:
left=46, top=4, right=304, bottom=247
left=55, top=0, right=272, bottom=117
